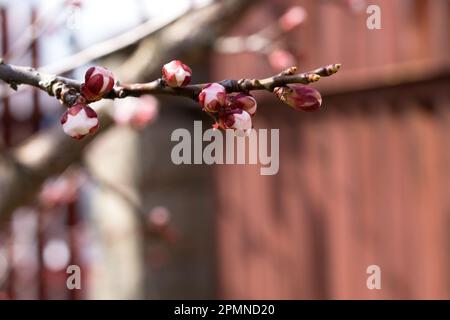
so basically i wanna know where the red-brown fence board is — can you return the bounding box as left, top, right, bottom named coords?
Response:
left=213, top=0, right=450, bottom=299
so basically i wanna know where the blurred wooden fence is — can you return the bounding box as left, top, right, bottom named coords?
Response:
left=0, top=5, right=84, bottom=300
left=1, top=0, right=449, bottom=300
left=213, top=0, right=450, bottom=299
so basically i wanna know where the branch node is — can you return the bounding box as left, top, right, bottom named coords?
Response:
left=307, top=74, right=321, bottom=83
left=118, top=89, right=126, bottom=98
left=9, top=82, right=18, bottom=91
left=38, top=74, right=58, bottom=95
left=279, top=66, right=297, bottom=76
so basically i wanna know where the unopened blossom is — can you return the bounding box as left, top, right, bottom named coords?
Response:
left=81, top=66, right=115, bottom=102
left=274, top=84, right=322, bottom=112
left=162, top=60, right=192, bottom=87
left=198, top=83, right=227, bottom=113
left=60, top=103, right=99, bottom=139
left=218, top=109, right=253, bottom=133
left=226, top=93, right=257, bottom=116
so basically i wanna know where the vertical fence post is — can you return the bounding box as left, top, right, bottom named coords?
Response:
left=1, top=7, right=11, bottom=146
left=30, top=6, right=46, bottom=300
left=31, top=7, right=41, bottom=132
left=67, top=201, right=81, bottom=300
left=1, top=6, right=15, bottom=300
left=36, top=208, right=46, bottom=300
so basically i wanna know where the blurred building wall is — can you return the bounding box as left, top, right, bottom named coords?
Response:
left=212, top=0, right=450, bottom=299
left=138, top=100, right=216, bottom=299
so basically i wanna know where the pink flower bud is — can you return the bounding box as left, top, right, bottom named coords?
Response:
left=81, top=66, right=115, bottom=102
left=219, top=109, right=253, bottom=132
left=198, top=83, right=226, bottom=113
left=226, top=93, right=257, bottom=116
left=60, top=103, right=99, bottom=139
left=162, top=60, right=192, bottom=87
left=274, top=84, right=322, bottom=112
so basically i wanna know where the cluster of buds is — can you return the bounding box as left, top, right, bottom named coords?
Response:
left=61, top=66, right=115, bottom=139
left=60, top=60, right=326, bottom=139
left=162, top=60, right=256, bottom=134
left=161, top=60, right=322, bottom=134
left=199, top=83, right=255, bottom=134
left=197, top=82, right=321, bottom=132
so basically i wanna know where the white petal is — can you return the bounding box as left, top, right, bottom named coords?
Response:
left=204, top=83, right=225, bottom=106
left=232, top=111, right=252, bottom=130
left=63, top=108, right=98, bottom=137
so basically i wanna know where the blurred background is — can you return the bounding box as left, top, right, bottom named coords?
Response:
left=0, top=0, right=449, bottom=299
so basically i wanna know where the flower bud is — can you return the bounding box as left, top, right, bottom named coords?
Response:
left=60, top=103, right=99, bottom=139
left=198, top=83, right=226, bottom=113
left=162, top=60, right=192, bottom=87
left=218, top=109, right=253, bottom=133
left=226, top=93, right=257, bottom=116
left=274, top=84, right=322, bottom=111
left=81, top=66, right=115, bottom=102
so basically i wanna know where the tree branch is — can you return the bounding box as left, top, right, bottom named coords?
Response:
left=0, top=60, right=341, bottom=105
left=0, top=61, right=79, bottom=105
